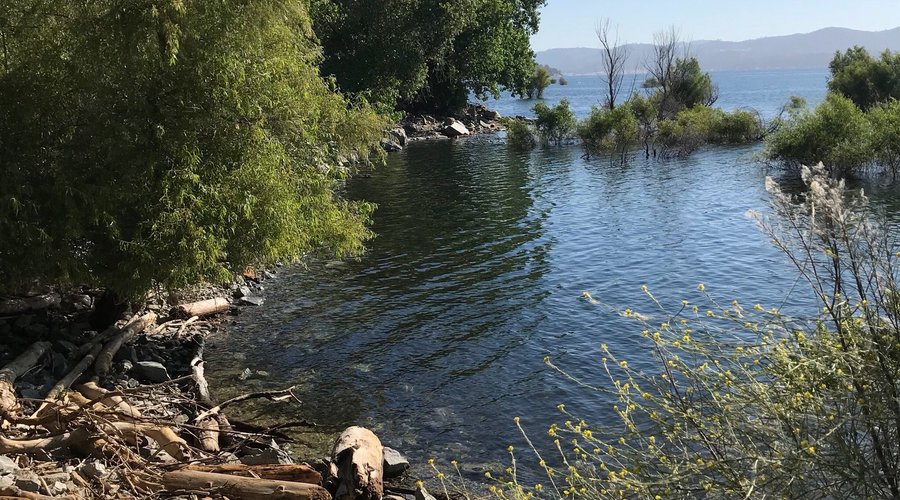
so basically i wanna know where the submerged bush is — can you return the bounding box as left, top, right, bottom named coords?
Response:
left=577, top=105, right=639, bottom=158
left=504, top=118, right=537, bottom=150
left=867, top=99, right=900, bottom=176
left=656, top=106, right=763, bottom=156
left=495, top=164, right=900, bottom=498
left=534, top=99, right=577, bottom=146
left=766, top=93, right=872, bottom=170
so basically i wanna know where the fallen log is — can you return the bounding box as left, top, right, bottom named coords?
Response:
left=183, top=464, right=322, bottom=484
left=0, top=484, right=77, bottom=500
left=31, top=342, right=103, bottom=418
left=0, top=293, right=61, bottom=315
left=0, top=341, right=51, bottom=417
left=328, top=426, right=383, bottom=500
left=173, top=298, right=229, bottom=319
left=198, top=417, right=220, bottom=453
left=94, top=312, right=158, bottom=377
left=162, top=470, right=331, bottom=500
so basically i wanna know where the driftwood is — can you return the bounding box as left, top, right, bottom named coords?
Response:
left=162, top=470, right=331, bottom=500
left=173, top=298, right=229, bottom=319
left=183, top=464, right=322, bottom=484
left=0, top=484, right=77, bottom=500
left=198, top=417, right=220, bottom=452
left=30, top=343, right=103, bottom=418
left=0, top=341, right=51, bottom=417
left=328, top=426, right=384, bottom=500
left=94, top=312, right=158, bottom=377
left=0, top=293, right=61, bottom=315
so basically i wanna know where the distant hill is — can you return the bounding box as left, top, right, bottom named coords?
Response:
left=536, top=27, right=900, bottom=74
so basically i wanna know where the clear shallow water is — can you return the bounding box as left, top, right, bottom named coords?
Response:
left=207, top=69, right=900, bottom=478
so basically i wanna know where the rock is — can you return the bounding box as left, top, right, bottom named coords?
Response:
left=384, top=495, right=407, bottom=500
left=263, top=270, right=276, bottom=279
left=133, top=361, right=170, bottom=383
left=0, top=476, right=12, bottom=489
left=381, top=139, right=402, bottom=152
left=480, top=108, right=501, bottom=121
left=19, top=387, right=42, bottom=400
left=390, top=127, right=408, bottom=147
left=233, top=286, right=252, bottom=299
left=239, top=448, right=294, bottom=465
left=415, top=485, right=437, bottom=500
left=121, top=360, right=133, bottom=372
left=239, top=296, right=265, bottom=307
left=51, top=351, right=68, bottom=376
left=0, top=455, right=19, bottom=475
left=382, top=447, right=410, bottom=478
left=78, top=460, right=107, bottom=479
left=50, top=481, right=68, bottom=495
left=255, top=370, right=270, bottom=378
left=238, top=368, right=252, bottom=381
left=14, top=471, right=41, bottom=492
left=442, top=120, right=470, bottom=138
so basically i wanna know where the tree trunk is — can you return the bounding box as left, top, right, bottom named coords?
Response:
left=173, top=298, right=229, bottom=319
left=94, top=312, right=158, bottom=377
left=183, top=464, right=322, bottom=484
left=162, top=470, right=331, bottom=500
left=328, top=426, right=383, bottom=500
left=0, top=341, right=51, bottom=417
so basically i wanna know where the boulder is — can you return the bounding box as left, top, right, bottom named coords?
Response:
left=382, top=447, right=409, bottom=478
left=389, top=127, right=408, bottom=146
left=381, top=139, right=402, bottom=152
left=0, top=456, right=18, bottom=475
left=480, top=108, right=501, bottom=121
left=240, top=448, right=294, bottom=465
left=133, top=361, right=170, bottom=383
left=239, top=296, right=265, bottom=306
left=442, top=120, right=470, bottom=138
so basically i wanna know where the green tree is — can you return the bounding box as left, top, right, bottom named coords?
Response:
left=577, top=105, right=639, bottom=159
left=0, top=0, right=386, bottom=297
left=533, top=99, right=576, bottom=145
left=829, top=46, right=900, bottom=110
left=310, top=0, right=545, bottom=113
left=527, top=66, right=552, bottom=99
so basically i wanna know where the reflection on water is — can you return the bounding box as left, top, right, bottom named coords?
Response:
left=206, top=134, right=900, bottom=478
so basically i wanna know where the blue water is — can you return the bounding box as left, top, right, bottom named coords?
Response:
left=482, top=68, right=830, bottom=120
left=207, top=68, right=899, bottom=479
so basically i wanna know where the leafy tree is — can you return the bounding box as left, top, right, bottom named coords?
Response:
left=503, top=118, right=537, bottom=150
left=829, top=46, right=900, bottom=110
left=533, top=99, right=576, bottom=145
left=868, top=99, right=900, bottom=177
left=766, top=93, right=872, bottom=171
left=310, top=0, right=545, bottom=113
left=643, top=28, right=717, bottom=118
left=577, top=105, right=639, bottom=159
left=0, top=0, right=386, bottom=297
left=527, top=65, right=552, bottom=99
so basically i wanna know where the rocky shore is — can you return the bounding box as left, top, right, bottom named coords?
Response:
left=380, top=103, right=504, bottom=152
left=0, top=272, right=427, bottom=499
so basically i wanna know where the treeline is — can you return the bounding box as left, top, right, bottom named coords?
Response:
left=0, top=0, right=544, bottom=297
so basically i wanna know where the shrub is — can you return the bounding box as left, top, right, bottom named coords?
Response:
left=0, top=0, right=386, bottom=297
left=504, top=118, right=537, bottom=150
left=577, top=105, right=639, bottom=157
left=496, top=164, right=900, bottom=498
left=534, top=99, right=577, bottom=146
left=867, top=99, right=900, bottom=176
left=716, top=109, right=765, bottom=143
left=766, top=93, right=872, bottom=170
left=829, top=46, right=900, bottom=110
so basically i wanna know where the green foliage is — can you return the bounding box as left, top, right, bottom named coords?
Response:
left=766, top=93, right=872, bottom=170
left=0, top=0, right=387, bottom=297
left=829, top=46, right=900, bottom=110
left=657, top=106, right=763, bottom=156
left=503, top=118, right=537, bottom=150
left=867, top=99, right=900, bottom=175
left=527, top=65, right=552, bottom=99
left=577, top=105, right=639, bottom=157
left=645, top=57, right=717, bottom=119
left=495, top=164, right=900, bottom=498
left=310, top=0, right=545, bottom=113
left=533, top=99, right=576, bottom=146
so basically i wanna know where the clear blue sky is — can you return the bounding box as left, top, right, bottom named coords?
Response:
left=531, top=1, right=900, bottom=50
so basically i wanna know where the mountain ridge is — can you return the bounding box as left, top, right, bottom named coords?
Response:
left=536, top=27, right=900, bottom=74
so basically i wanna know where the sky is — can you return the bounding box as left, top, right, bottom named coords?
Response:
left=530, top=1, right=900, bottom=50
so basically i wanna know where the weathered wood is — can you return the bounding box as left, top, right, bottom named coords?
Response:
left=173, top=298, right=229, bottom=319
left=93, top=312, right=158, bottom=377
left=190, top=356, right=214, bottom=407
left=162, top=470, right=331, bottom=500
left=0, top=341, right=51, bottom=416
left=328, top=426, right=383, bottom=500
left=0, top=293, right=60, bottom=315
left=198, top=417, right=220, bottom=453
left=0, top=484, right=77, bottom=500
left=76, top=382, right=141, bottom=420
left=183, top=464, right=322, bottom=485
left=31, top=342, right=103, bottom=418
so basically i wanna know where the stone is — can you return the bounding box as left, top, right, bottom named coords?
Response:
left=240, top=448, right=294, bottom=465
left=50, top=481, right=68, bottom=495
left=14, top=471, right=41, bottom=492
left=381, top=139, right=402, bottom=152
left=0, top=476, right=12, bottom=489
left=415, top=485, right=437, bottom=500
left=390, top=127, right=408, bottom=147
left=382, top=447, right=410, bottom=478
left=19, top=387, right=42, bottom=400
left=263, top=270, right=276, bottom=279
left=255, top=370, right=270, bottom=378
left=480, top=108, right=501, bottom=121
left=133, top=361, right=170, bottom=383
left=78, top=460, right=107, bottom=479
left=233, top=286, right=252, bottom=299
left=0, top=455, right=19, bottom=475
left=442, top=120, right=470, bottom=138
left=239, top=296, right=265, bottom=306
left=238, top=368, right=252, bottom=381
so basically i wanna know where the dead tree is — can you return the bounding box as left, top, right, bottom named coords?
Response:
left=596, top=18, right=627, bottom=110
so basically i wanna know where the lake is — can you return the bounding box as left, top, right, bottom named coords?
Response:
left=206, top=69, right=900, bottom=479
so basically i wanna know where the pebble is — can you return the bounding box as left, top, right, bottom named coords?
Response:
left=133, top=361, right=170, bottom=383
left=78, top=460, right=107, bottom=479
left=238, top=368, right=252, bottom=381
